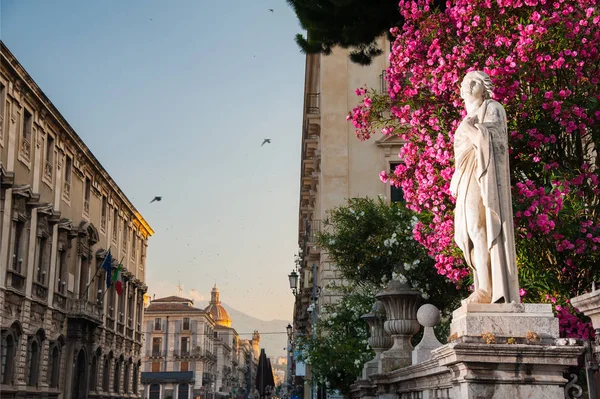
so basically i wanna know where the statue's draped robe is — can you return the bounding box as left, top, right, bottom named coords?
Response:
left=450, top=99, right=520, bottom=303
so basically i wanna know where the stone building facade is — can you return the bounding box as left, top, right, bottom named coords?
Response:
left=0, top=41, right=153, bottom=398
left=292, top=38, right=404, bottom=399
left=141, top=296, right=217, bottom=399
left=141, top=288, right=258, bottom=399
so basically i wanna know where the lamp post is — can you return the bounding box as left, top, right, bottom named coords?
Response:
left=288, top=271, right=299, bottom=296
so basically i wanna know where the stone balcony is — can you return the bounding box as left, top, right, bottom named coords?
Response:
left=66, top=297, right=103, bottom=325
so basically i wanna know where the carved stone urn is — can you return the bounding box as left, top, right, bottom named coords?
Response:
left=361, top=301, right=392, bottom=378
left=375, top=278, right=421, bottom=371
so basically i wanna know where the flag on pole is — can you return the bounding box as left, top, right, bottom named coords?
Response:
left=100, top=249, right=113, bottom=288
left=112, top=264, right=124, bottom=295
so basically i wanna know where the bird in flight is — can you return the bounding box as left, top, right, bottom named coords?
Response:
left=150, top=196, right=162, bottom=203
left=261, top=138, right=271, bottom=146
left=268, top=8, right=274, bottom=12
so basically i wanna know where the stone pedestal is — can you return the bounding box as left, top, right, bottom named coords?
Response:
left=450, top=303, right=559, bottom=343
left=375, top=280, right=421, bottom=372
left=434, top=343, right=583, bottom=399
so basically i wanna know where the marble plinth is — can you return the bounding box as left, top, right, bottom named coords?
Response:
left=450, top=303, right=559, bottom=343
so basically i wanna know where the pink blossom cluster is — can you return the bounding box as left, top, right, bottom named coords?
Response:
left=555, top=302, right=595, bottom=339
left=348, top=0, right=600, bottom=334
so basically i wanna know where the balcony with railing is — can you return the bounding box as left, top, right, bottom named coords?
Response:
left=32, top=281, right=48, bottom=302
left=146, top=350, right=166, bottom=358
left=305, top=219, right=321, bottom=245
left=306, top=93, right=320, bottom=115
left=67, top=297, right=104, bottom=324
left=6, top=269, right=26, bottom=293
left=20, top=137, right=31, bottom=161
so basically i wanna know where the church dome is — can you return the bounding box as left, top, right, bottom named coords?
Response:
left=204, top=285, right=232, bottom=327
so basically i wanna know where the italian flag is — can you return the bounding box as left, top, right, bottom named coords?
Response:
left=111, top=264, right=124, bottom=295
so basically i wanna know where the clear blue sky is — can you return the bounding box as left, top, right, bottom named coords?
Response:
left=1, top=0, right=304, bottom=321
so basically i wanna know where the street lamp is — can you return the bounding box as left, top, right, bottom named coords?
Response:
left=286, top=324, right=293, bottom=339
left=288, top=271, right=299, bottom=295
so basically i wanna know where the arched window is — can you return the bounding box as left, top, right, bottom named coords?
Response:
left=48, top=345, right=61, bottom=388
left=102, top=357, right=110, bottom=392
left=149, top=383, right=161, bottom=399
left=26, top=339, right=40, bottom=386
left=123, top=361, right=130, bottom=393
left=89, top=355, right=98, bottom=391
left=132, top=363, right=139, bottom=394
left=1, top=333, right=17, bottom=384
left=71, top=349, right=87, bottom=399
left=113, top=359, right=121, bottom=393
left=178, top=383, right=190, bottom=399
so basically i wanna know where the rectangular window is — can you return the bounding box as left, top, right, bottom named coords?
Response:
left=181, top=337, right=190, bottom=355
left=101, top=196, right=107, bottom=231
left=46, top=135, right=54, bottom=165
left=36, top=236, right=48, bottom=285
left=23, top=108, right=32, bottom=141
left=127, top=295, right=134, bottom=327
left=390, top=163, right=404, bottom=203
left=65, top=156, right=72, bottom=183
left=151, top=362, right=160, bottom=372
left=56, top=249, right=67, bottom=294
left=152, top=338, right=162, bottom=356
left=12, top=220, right=26, bottom=273
left=183, top=317, right=190, bottom=330
left=131, top=232, right=136, bottom=259
left=122, top=220, right=127, bottom=247
left=112, top=209, right=118, bottom=238
left=180, top=361, right=189, bottom=372
left=84, top=177, right=91, bottom=214
left=154, top=318, right=162, bottom=331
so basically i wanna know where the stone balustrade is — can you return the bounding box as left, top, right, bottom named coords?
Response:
left=352, top=277, right=586, bottom=399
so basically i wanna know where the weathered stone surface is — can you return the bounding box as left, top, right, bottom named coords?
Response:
left=450, top=302, right=559, bottom=341
left=412, top=305, right=443, bottom=364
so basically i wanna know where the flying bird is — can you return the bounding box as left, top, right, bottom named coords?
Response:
left=268, top=8, right=274, bottom=12
left=261, top=138, right=271, bottom=146
left=150, top=196, right=162, bottom=203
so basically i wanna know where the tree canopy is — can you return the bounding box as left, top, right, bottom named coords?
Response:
left=286, top=0, right=445, bottom=65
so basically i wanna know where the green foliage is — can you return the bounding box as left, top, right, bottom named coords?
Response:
left=317, top=197, right=466, bottom=315
left=287, top=0, right=401, bottom=65
left=295, top=284, right=376, bottom=396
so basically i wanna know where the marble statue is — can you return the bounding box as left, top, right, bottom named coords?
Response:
left=450, top=71, right=520, bottom=304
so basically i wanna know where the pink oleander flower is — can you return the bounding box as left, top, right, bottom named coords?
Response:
left=347, top=0, right=600, bottom=339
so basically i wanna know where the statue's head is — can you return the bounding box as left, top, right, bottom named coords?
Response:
left=461, top=71, right=493, bottom=101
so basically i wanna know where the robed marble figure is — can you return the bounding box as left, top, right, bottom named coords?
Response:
left=450, top=71, right=520, bottom=304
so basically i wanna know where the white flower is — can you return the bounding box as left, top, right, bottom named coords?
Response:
left=349, top=208, right=355, bottom=214
left=360, top=211, right=365, bottom=216
left=421, top=292, right=430, bottom=300
left=329, top=239, right=336, bottom=245
left=397, top=274, right=407, bottom=284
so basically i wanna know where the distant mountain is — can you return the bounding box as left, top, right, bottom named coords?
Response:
left=198, top=301, right=291, bottom=358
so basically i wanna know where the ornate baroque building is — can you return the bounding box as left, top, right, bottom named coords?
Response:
left=142, top=287, right=259, bottom=399
left=0, top=41, right=153, bottom=398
